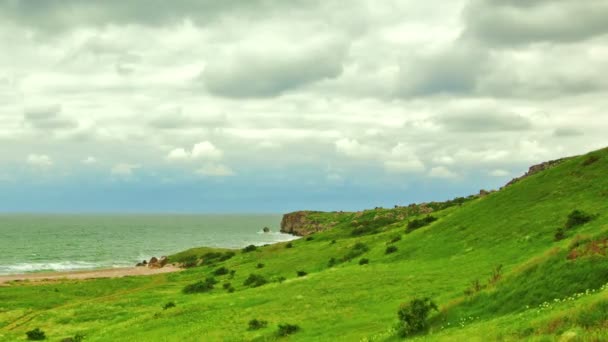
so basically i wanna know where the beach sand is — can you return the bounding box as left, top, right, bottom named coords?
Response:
left=0, top=265, right=182, bottom=285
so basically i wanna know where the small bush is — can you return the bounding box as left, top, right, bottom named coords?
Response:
left=61, top=334, right=85, bottom=342
left=213, top=266, right=230, bottom=276
left=330, top=240, right=337, bottom=245
left=406, top=216, right=437, bottom=232
left=342, top=242, right=369, bottom=261
left=243, top=274, right=268, bottom=287
left=222, top=282, right=231, bottom=290
left=359, top=258, right=369, bottom=265
left=242, top=245, right=257, bottom=253
left=181, top=255, right=199, bottom=268
left=397, top=298, right=438, bottom=337
left=388, top=235, right=402, bottom=244
left=565, top=210, right=594, bottom=229
left=219, top=251, right=236, bottom=261
left=385, top=246, right=398, bottom=254
left=296, top=271, right=308, bottom=277
left=229, top=270, right=236, bottom=278
left=26, top=328, right=46, bottom=341
left=285, top=242, right=293, bottom=248
left=306, top=236, right=314, bottom=241
left=554, top=228, right=566, bottom=241
left=328, top=257, right=337, bottom=267
left=163, top=301, right=176, bottom=310
left=183, top=277, right=217, bottom=294
left=248, top=319, right=268, bottom=330
left=277, top=323, right=300, bottom=336
left=582, top=155, right=600, bottom=166
left=256, top=263, right=265, bottom=269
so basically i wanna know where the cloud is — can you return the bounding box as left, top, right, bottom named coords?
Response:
left=489, top=169, right=509, bottom=177
left=27, top=154, right=53, bottom=168
left=437, top=105, right=532, bottom=132
left=201, top=37, right=347, bottom=98
left=23, top=104, right=77, bottom=130
left=429, top=166, right=458, bottom=179
left=82, top=156, right=97, bottom=164
left=384, top=160, right=425, bottom=174
left=553, top=128, right=584, bottom=137
left=111, top=163, right=139, bottom=176
left=196, top=163, right=234, bottom=177
left=166, top=141, right=223, bottom=161
left=464, top=1, right=608, bottom=45
left=335, top=138, right=377, bottom=159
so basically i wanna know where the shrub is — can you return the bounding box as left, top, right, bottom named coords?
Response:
left=554, top=228, right=566, bottom=241
left=275, top=276, right=286, bottom=283
left=385, top=246, right=398, bottom=254
left=330, top=240, right=337, bottom=245
left=213, top=266, right=230, bottom=276
left=396, top=298, right=438, bottom=337
left=181, top=255, right=199, bottom=268
left=488, top=264, right=503, bottom=285
left=277, top=323, right=300, bottom=336
left=243, top=274, right=268, bottom=287
left=229, top=270, right=236, bottom=278
left=256, top=263, right=265, bottom=269
left=61, top=334, right=85, bottom=342
left=342, top=242, right=369, bottom=261
left=227, top=286, right=235, bottom=293
left=183, top=277, right=217, bottom=294
left=359, top=258, right=369, bottom=265
left=285, top=242, right=293, bottom=248
left=565, top=210, right=594, bottom=229
left=328, top=257, right=337, bottom=267
left=163, top=301, right=176, bottom=310
left=582, top=155, right=600, bottom=166
left=351, top=216, right=400, bottom=236
left=306, top=236, right=314, bottom=241
left=222, top=282, right=231, bottom=290
left=388, top=235, right=402, bottom=244
left=242, top=245, right=257, bottom=253
left=219, top=251, right=236, bottom=261
left=248, top=319, right=268, bottom=330
left=296, top=271, right=308, bottom=277
left=406, top=216, right=437, bottom=232
left=26, top=328, right=46, bottom=341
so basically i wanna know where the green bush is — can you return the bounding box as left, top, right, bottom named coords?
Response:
left=306, top=236, right=314, bottom=241
left=328, top=257, right=337, bottom=267
left=342, top=242, right=369, bottom=261
left=61, top=334, right=85, bottom=342
left=388, top=235, right=402, bottom=244
left=242, top=245, right=257, bottom=253
left=219, top=251, right=236, bottom=261
left=26, top=328, right=46, bottom=341
left=243, top=274, right=268, bottom=288
left=256, top=263, right=265, bottom=269
left=359, top=258, right=369, bottom=265
left=386, top=246, right=398, bottom=254
left=582, top=155, right=600, bottom=166
left=296, top=271, right=308, bottom=277
left=181, top=255, right=199, bottom=268
left=213, top=266, right=230, bottom=276
left=163, top=301, right=176, bottom=310
left=330, top=240, right=337, bottom=245
left=222, top=282, right=231, bottom=289
left=396, top=298, right=438, bottom=337
left=277, top=323, right=300, bottom=336
left=406, top=216, right=437, bottom=232
left=565, top=210, right=594, bottom=229
left=285, top=242, right=293, bottom=248
left=248, top=319, right=268, bottom=330
left=183, top=277, right=217, bottom=294
left=554, top=228, right=566, bottom=241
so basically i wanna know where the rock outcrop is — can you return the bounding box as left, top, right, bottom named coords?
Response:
left=504, top=158, right=569, bottom=188
left=280, top=211, right=328, bottom=236
left=147, top=256, right=168, bottom=269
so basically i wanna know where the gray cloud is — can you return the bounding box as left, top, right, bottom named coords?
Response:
left=464, top=0, right=608, bottom=45
left=553, top=127, right=584, bottom=137
left=437, top=108, right=532, bottom=132
left=23, top=105, right=77, bottom=130
left=201, top=39, right=347, bottom=98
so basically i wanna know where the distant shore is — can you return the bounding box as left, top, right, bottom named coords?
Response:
left=0, top=265, right=182, bottom=285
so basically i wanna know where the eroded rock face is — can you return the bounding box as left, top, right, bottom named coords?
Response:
left=148, top=256, right=159, bottom=268
left=504, top=158, right=569, bottom=188
left=280, top=211, right=326, bottom=236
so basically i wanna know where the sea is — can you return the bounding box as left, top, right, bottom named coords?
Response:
left=0, top=214, right=295, bottom=275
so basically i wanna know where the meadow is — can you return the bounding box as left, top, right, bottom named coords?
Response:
left=1, top=147, right=607, bottom=341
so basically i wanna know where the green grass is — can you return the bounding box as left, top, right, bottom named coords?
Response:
left=1, top=147, right=608, bottom=341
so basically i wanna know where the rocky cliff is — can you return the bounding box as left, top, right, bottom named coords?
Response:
left=280, top=211, right=333, bottom=236
left=503, top=157, right=570, bottom=188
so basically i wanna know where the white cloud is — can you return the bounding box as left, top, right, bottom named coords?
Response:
left=429, top=166, right=458, bottom=179
left=166, top=148, right=190, bottom=161
left=111, top=163, right=140, bottom=176
left=384, top=160, right=425, bottom=174
left=489, top=169, right=510, bottom=177
left=335, top=138, right=377, bottom=159
left=26, top=154, right=53, bottom=167
left=82, top=156, right=97, bottom=164
left=196, top=163, right=234, bottom=177
left=167, top=141, right=223, bottom=162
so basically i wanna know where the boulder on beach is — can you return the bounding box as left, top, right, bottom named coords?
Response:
left=148, top=256, right=160, bottom=268
left=159, top=256, right=168, bottom=267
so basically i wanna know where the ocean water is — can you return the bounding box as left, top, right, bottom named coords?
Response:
left=0, top=214, right=295, bottom=275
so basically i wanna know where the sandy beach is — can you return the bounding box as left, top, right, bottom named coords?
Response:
left=0, top=265, right=182, bottom=285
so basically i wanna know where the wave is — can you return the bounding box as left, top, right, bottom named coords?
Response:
left=0, top=261, right=130, bottom=275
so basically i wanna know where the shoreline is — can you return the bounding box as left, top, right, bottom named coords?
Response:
left=0, top=265, right=182, bottom=285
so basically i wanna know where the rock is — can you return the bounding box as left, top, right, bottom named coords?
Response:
left=280, top=211, right=329, bottom=236
left=263, top=226, right=270, bottom=233
left=148, top=256, right=159, bottom=268
left=159, top=256, right=168, bottom=267
left=479, top=189, right=490, bottom=197
left=503, top=158, right=569, bottom=188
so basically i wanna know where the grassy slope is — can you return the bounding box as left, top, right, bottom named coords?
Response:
left=1, top=148, right=607, bottom=341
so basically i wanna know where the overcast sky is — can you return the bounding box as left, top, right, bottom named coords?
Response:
left=0, top=0, right=607, bottom=213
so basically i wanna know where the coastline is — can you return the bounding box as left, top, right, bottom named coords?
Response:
left=0, top=265, right=182, bottom=285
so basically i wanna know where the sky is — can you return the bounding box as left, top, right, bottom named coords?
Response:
left=0, top=0, right=607, bottom=213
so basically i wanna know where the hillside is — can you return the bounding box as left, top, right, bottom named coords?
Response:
left=1, top=147, right=608, bottom=341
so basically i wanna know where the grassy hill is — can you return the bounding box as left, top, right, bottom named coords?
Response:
left=1, top=147, right=607, bottom=341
